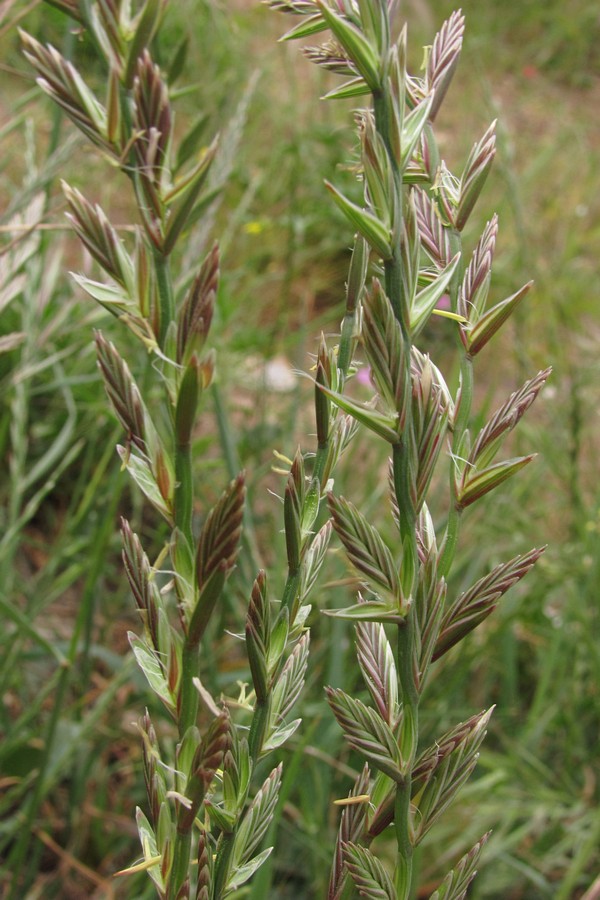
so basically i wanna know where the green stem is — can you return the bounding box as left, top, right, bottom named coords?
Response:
left=392, top=438, right=416, bottom=545
left=249, top=695, right=272, bottom=761
left=281, top=568, right=301, bottom=617
left=384, top=250, right=405, bottom=325
left=438, top=500, right=462, bottom=582
left=213, top=830, right=236, bottom=899
left=374, top=80, right=420, bottom=900
left=437, top=224, right=467, bottom=579
left=179, top=641, right=200, bottom=737
left=169, top=830, right=192, bottom=900
left=168, top=639, right=201, bottom=895
left=394, top=610, right=419, bottom=899
left=312, top=443, right=329, bottom=488
left=394, top=777, right=413, bottom=897
left=439, top=353, right=473, bottom=579
left=154, top=248, right=175, bottom=349
left=175, top=438, right=193, bottom=545
left=169, top=638, right=202, bottom=898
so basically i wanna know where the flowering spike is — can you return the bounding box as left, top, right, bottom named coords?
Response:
left=315, top=1, right=381, bottom=91
left=356, top=619, right=399, bottom=726
left=413, top=188, right=451, bottom=269
left=121, top=518, right=162, bottom=649
left=411, top=350, right=451, bottom=510
left=328, top=764, right=370, bottom=900
left=412, top=709, right=493, bottom=842
left=328, top=493, right=401, bottom=601
left=326, top=687, right=405, bottom=782
left=132, top=50, right=173, bottom=232
left=426, top=10, right=465, bottom=121
left=343, top=842, right=396, bottom=899
left=284, top=450, right=304, bottom=572
left=467, top=280, right=532, bottom=355
left=177, top=243, right=219, bottom=365
left=362, top=280, right=409, bottom=424
left=429, top=831, right=492, bottom=900
left=20, top=31, right=113, bottom=154
left=456, top=121, right=497, bottom=230
left=189, top=474, right=245, bottom=645
left=469, top=368, right=552, bottom=469
left=178, top=711, right=230, bottom=831
left=434, top=546, right=546, bottom=661
left=95, top=331, right=158, bottom=459
left=63, top=182, right=134, bottom=292
left=458, top=215, right=498, bottom=323
left=228, top=764, right=283, bottom=880
left=246, top=571, right=271, bottom=704
left=457, top=454, right=536, bottom=509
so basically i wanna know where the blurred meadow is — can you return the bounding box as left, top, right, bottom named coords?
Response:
left=1, top=0, right=599, bottom=897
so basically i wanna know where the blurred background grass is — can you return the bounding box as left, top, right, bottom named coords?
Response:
left=1, top=0, right=599, bottom=896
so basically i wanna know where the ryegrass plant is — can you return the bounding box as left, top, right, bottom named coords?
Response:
left=264, top=1, right=550, bottom=896
left=8, top=0, right=596, bottom=896
left=18, top=3, right=361, bottom=897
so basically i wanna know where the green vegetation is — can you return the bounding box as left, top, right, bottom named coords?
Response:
left=1, top=0, right=598, bottom=897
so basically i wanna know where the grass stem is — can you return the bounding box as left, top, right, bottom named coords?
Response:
left=154, top=249, right=175, bottom=350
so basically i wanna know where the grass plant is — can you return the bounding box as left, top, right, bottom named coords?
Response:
left=1, top=0, right=599, bottom=897
left=16, top=3, right=361, bottom=897
left=265, top=1, right=550, bottom=895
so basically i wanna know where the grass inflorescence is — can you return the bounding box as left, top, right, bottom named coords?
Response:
left=1, top=0, right=598, bottom=897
